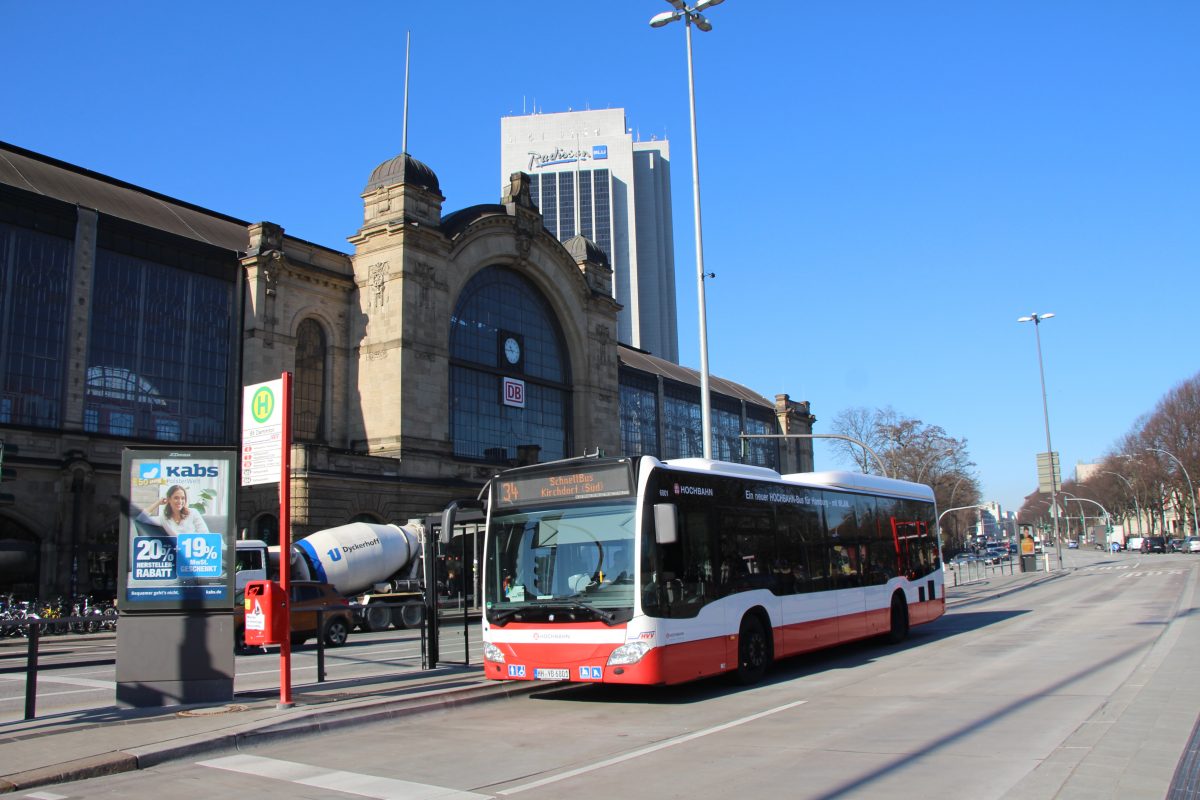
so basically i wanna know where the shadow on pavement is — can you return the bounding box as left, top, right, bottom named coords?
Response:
left=529, top=610, right=1026, bottom=708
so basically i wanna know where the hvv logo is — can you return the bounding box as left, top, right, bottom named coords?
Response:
left=138, top=463, right=162, bottom=480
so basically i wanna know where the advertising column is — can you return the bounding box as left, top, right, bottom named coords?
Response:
left=115, top=448, right=237, bottom=707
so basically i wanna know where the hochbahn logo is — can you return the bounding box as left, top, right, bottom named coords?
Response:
left=673, top=483, right=714, bottom=497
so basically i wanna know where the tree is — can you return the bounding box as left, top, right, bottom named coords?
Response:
left=1080, top=372, right=1200, bottom=537
left=827, top=407, right=890, bottom=473
left=828, top=406, right=980, bottom=549
left=829, top=406, right=974, bottom=482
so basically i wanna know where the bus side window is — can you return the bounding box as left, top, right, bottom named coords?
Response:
left=643, top=502, right=714, bottom=618
left=680, top=509, right=715, bottom=607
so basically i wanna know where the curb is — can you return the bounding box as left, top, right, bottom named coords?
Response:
left=0, top=678, right=542, bottom=794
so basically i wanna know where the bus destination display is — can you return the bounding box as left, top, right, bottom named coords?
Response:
left=496, top=461, right=633, bottom=508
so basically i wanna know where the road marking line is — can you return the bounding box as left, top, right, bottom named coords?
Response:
left=23, top=792, right=68, bottom=799
left=0, top=673, right=112, bottom=689
left=497, top=699, right=809, bottom=795
left=198, top=754, right=491, bottom=799
left=0, top=687, right=106, bottom=705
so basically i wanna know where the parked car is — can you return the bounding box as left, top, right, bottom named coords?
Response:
left=1126, top=537, right=1144, bottom=552
left=947, top=553, right=974, bottom=568
left=1141, top=536, right=1166, bottom=554
left=234, top=580, right=354, bottom=650
left=1067, top=539, right=1079, bottom=549
left=982, top=549, right=1007, bottom=565
left=1184, top=537, right=1200, bottom=554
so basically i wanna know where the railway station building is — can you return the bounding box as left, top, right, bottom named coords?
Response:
left=0, top=140, right=816, bottom=600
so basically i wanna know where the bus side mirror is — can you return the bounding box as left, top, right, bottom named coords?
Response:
left=654, top=503, right=678, bottom=545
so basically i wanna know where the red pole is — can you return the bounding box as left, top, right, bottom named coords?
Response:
left=278, top=371, right=293, bottom=708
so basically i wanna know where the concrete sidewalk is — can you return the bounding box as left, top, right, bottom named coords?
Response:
left=0, top=661, right=530, bottom=794
left=944, top=563, right=1064, bottom=607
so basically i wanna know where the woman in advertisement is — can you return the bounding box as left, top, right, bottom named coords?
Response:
left=137, top=484, right=210, bottom=535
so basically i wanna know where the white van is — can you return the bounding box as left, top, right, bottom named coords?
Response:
left=1125, top=536, right=1144, bottom=552
left=234, top=539, right=270, bottom=591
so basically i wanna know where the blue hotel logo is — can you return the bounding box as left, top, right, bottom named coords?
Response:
left=592, top=145, right=608, bottom=160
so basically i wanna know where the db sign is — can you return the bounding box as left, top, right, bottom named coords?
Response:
left=503, top=377, right=526, bottom=408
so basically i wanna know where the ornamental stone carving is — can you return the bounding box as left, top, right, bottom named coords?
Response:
left=368, top=262, right=388, bottom=308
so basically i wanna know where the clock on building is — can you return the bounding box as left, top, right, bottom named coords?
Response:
left=498, top=330, right=524, bottom=371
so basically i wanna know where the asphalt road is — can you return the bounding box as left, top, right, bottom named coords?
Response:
left=22, top=548, right=1199, bottom=799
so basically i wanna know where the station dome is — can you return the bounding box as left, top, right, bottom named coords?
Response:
left=564, top=234, right=610, bottom=268
left=364, top=152, right=440, bottom=195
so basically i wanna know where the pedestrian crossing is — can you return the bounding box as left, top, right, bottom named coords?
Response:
left=197, top=754, right=491, bottom=799
left=1083, top=564, right=1186, bottom=578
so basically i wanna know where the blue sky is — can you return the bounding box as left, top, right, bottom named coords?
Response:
left=4, top=2, right=1197, bottom=513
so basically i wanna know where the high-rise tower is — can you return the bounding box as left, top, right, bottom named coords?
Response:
left=501, top=109, right=678, bottom=362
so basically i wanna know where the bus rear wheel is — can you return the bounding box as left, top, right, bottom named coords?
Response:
left=886, top=593, right=909, bottom=644
left=735, top=614, right=770, bottom=684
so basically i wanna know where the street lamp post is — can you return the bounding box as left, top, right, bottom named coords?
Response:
left=1146, top=447, right=1198, bottom=537
left=738, top=432, right=890, bottom=477
left=1018, top=312, right=1060, bottom=571
left=1103, top=469, right=1143, bottom=536
left=651, top=0, right=724, bottom=459
left=1060, top=492, right=1111, bottom=545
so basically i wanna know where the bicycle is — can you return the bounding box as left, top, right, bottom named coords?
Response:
left=37, top=597, right=68, bottom=635
left=71, top=596, right=105, bottom=634
left=101, top=602, right=118, bottom=632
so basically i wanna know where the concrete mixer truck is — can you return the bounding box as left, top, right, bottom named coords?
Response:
left=235, top=520, right=428, bottom=632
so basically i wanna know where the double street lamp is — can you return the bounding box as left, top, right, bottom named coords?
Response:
left=1145, top=447, right=1198, bottom=536
left=1018, top=312, right=1061, bottom=569
left=1102, top=470, right=1143, bottom=536
left=1059, top=492, right=1111, bottom=545
left=650, top=0, right=725, bottom=459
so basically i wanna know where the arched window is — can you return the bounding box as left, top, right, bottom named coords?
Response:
left=253, top=513, right=279, bottom=547
left=0, top=516, right=40, bottom=598
left=450, top=266, right=570, bottom=463
left=294, top=319, right=327, bottom=442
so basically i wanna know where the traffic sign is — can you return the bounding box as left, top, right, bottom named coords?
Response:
left=242, top=379, right=284, bottom=486
left=1036, top=451, right=1060, bottom=494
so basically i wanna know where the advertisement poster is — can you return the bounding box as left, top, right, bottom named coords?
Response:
left=119, top=448, right=236, bottom=610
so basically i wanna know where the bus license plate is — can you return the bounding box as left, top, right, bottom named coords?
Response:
left=534, top=668, right=569, bottom=681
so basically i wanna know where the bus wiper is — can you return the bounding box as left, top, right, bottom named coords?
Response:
left=489, top=607, right=524, bottom=624
left=491, top=600, right=617, bottom=625
left=547, top=597, right=618, bottom=625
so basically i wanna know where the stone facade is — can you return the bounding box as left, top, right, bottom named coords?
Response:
left=0, top=142, right=810, bottom=599
left=235, top=162, right=623, bottom=538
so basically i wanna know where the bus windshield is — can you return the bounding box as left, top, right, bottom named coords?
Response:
left=485, top=501, right=636, bottom=626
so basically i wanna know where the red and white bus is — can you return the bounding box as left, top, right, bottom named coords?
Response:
left=479, top=455, right=942, bottom=685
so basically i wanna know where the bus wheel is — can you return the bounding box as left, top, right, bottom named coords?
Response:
left=736, top=614, right=770, bottom=684
left=886, top=593, right=909, bottom=644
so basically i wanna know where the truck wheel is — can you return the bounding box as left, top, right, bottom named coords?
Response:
left=395, top=602, right=425, bottom=629
left=363, top=605, right=391, bottom=632
left=323, top=617, right=350, bottom=647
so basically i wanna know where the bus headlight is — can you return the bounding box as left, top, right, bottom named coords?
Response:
left=607, top=641, right=651, bottom=666
left=484, top=643, right=506, bottom=663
